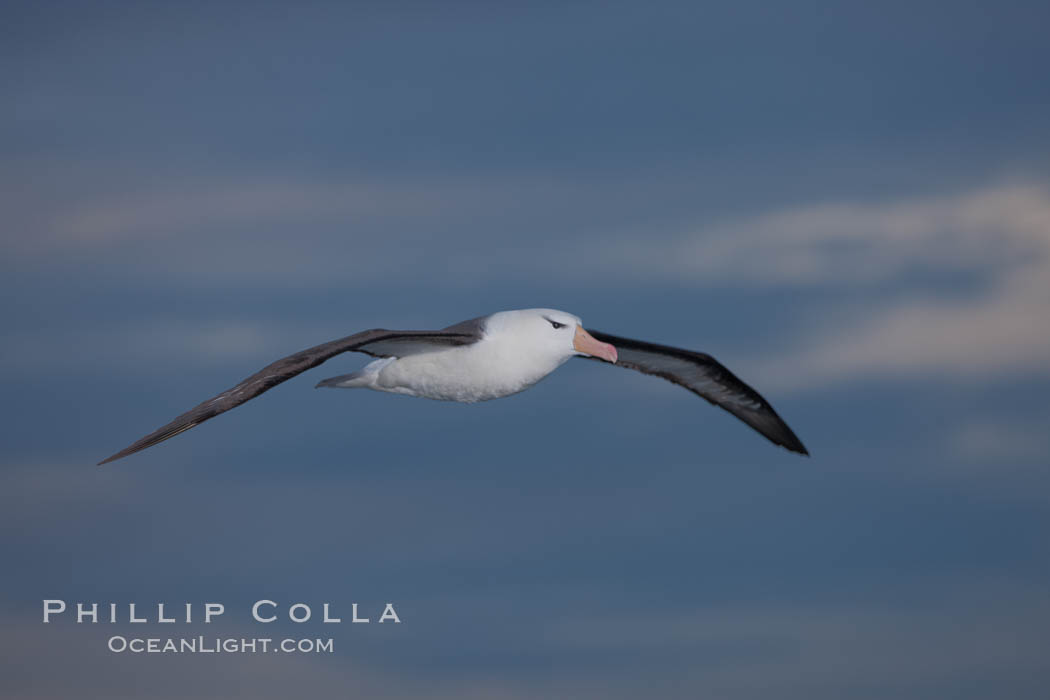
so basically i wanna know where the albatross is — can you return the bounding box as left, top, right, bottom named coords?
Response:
left=99, top=308, right=807, bottom=464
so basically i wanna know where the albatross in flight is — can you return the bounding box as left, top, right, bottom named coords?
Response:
left=99, top=308, right=807, bottom=464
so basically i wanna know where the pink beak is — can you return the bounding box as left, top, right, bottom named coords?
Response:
left=573, top=326, right=618, bottom=363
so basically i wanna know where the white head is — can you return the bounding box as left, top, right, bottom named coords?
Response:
left=483, top=308, right=618, bottom=366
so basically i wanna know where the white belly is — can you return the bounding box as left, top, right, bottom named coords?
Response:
left=372, top=341, right=566, bottom=403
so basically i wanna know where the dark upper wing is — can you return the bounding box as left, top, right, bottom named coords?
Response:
left=579, top=329, right=808, bottom=455
left=97, top=327, right=480, bottom=465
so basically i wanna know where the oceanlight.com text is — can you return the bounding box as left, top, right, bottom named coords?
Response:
left=107, top=636, right=334, bottom=654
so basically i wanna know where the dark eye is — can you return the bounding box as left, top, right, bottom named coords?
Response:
left=547, top=319, right=565, bottom=329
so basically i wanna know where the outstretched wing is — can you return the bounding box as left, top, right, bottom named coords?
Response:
left=98, top=327, right=480, bottom=465
left=579, top=329, right=808, bottom=455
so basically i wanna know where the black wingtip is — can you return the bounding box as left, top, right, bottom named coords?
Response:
left=780, top=431, right=809, bottom=457
left=97, top=449, right=130, bottom=466
left=774, top=426, right=809, bottom=456
left=97, top=442, right=145, bottom=466
left=751, top=411, right=808, bottom=456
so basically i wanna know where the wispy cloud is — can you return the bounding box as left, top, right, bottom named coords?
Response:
left=622, top=182, right=1050, bottom=286
left=691, top=183, right=1050, bottom=390
left=7, top=160, right=1048, bottom=289
left=749, top=258, right=1050, bottom=391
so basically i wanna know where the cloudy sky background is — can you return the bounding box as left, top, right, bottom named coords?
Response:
left=3, top=2, right=1050, bottom=698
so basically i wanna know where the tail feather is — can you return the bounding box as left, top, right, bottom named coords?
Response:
left=315, top=372, right=367, bottom=389
left=315, top=357, right=394, bottom=389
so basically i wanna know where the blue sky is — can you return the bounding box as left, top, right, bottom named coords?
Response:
left=3, top=2, right=1050, bottom=698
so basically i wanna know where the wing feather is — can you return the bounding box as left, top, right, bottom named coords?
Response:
left=580, top=329, right=808, bottom=455
left=98, top=328, right=477, bottom=465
